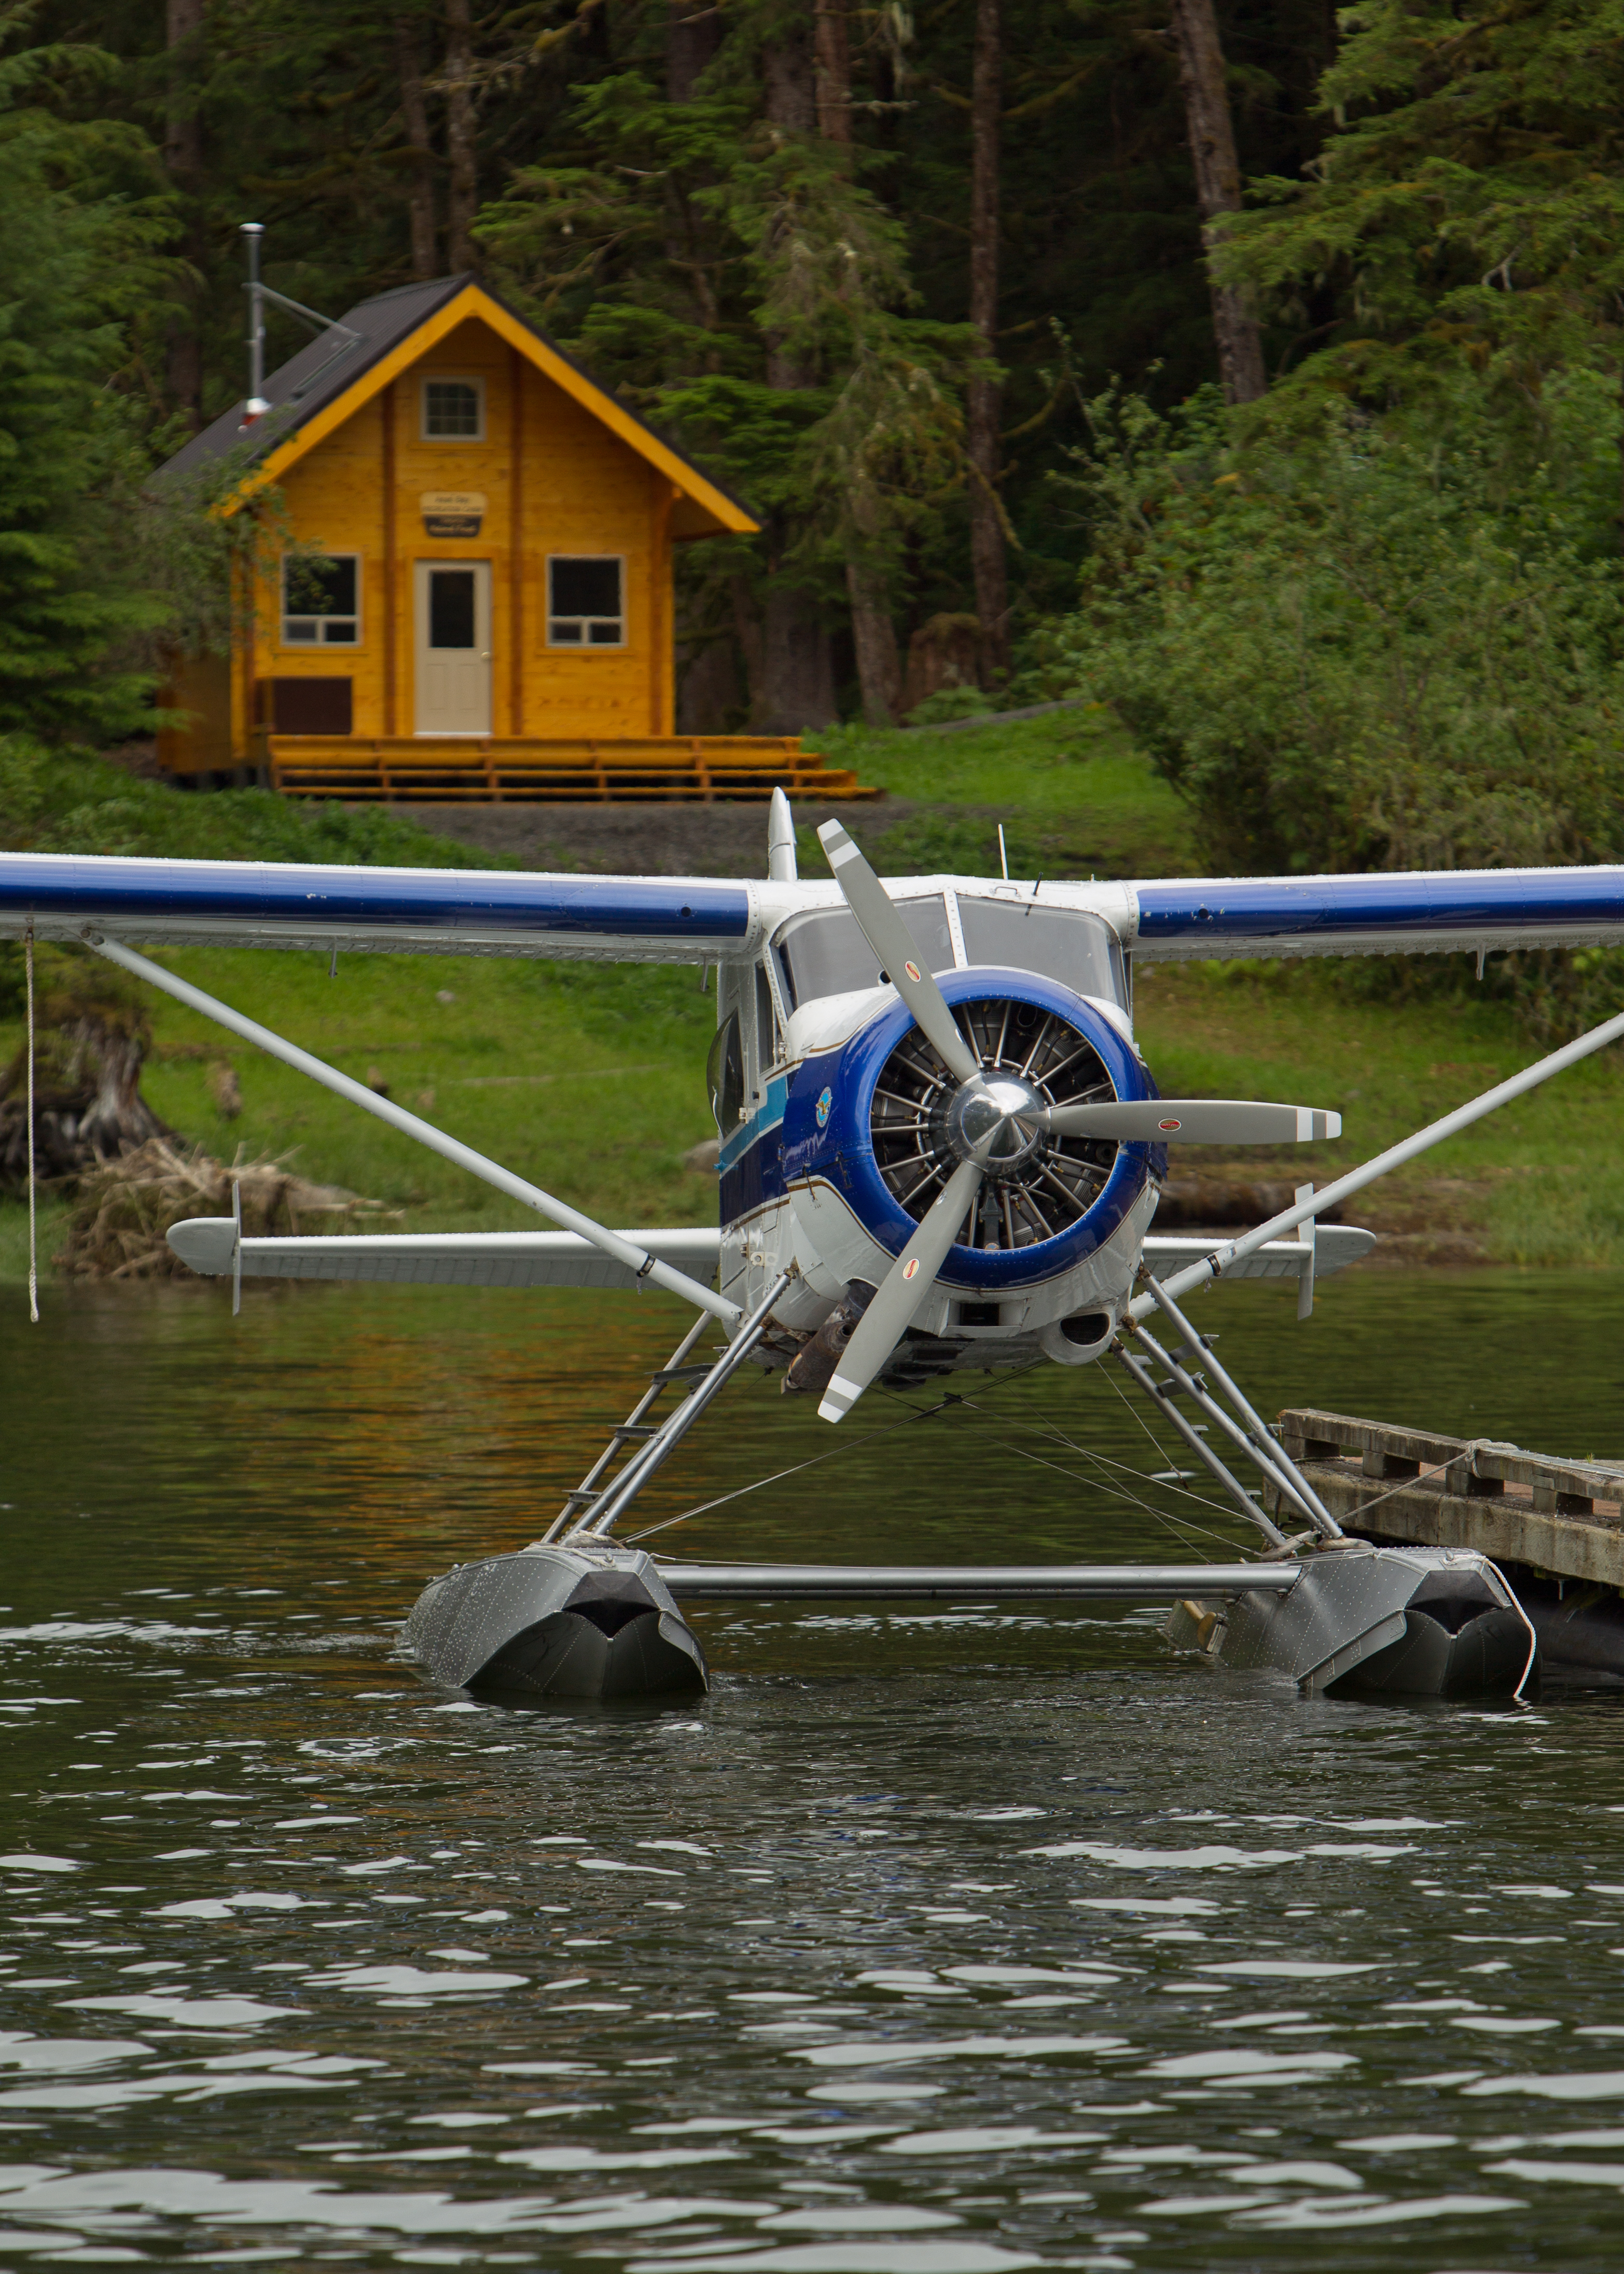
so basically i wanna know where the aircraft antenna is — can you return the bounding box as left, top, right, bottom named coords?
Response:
left=997, top=823, right=1009, bottom=880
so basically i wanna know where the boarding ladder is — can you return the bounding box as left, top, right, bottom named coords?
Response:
left=545, top=1313, right=716, bottom=1539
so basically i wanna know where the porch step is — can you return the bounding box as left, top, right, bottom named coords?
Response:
left=223, top=734, right=881, bottom=803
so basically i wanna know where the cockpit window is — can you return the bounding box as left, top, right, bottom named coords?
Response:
left=956, top=899, right=1125, bottom=1004
left=774, top=896, right=953, bottom=1011
left=706, top=1011, right=745, bottom=1134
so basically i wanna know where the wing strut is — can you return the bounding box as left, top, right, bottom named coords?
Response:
left=87, top=936, right=741, bottom=1326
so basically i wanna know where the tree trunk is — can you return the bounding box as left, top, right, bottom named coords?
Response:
left=758, top=27, right=838, bottom=734
left=815, top=0, right=895, bottom=723
left=1169, top=0, right=1267, bottom=405
left=814, top=0, right=851, bottom=146
left=668, top=0, right=720, bottom=102
left=395, top=20, right=439, bottom=279
left=763, top=26, right=817, bottom=134
left=847, top=560, right=901, bottom=725
left=445, top=0, right=478, bottom=272
left=761, top=594, right=839, bottom=732
left=966, top=0, right=1007, bottom=683
left=164, top=0, right=206, bottom=427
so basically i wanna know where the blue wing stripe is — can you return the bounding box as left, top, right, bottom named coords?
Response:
left=0, top=853, right=751, bottom=949
left=1135, top=869, right=1624, bottom=946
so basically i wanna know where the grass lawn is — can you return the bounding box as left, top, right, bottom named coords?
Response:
left=1135, top=961, right=1624, bottom=1268
left=812, top=706, right=1198, bottom=881
left=2, top=717, right=1620, bottom=1278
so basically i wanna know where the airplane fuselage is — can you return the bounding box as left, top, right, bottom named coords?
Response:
left=710, top=875, right=1163, bottom=1378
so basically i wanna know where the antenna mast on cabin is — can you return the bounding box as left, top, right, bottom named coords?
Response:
left=238, top=222, right=364, bottom=431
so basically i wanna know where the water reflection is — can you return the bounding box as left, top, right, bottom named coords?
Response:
left=2, top=1268, right=1624, bottom=2266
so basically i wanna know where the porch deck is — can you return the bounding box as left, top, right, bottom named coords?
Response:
left=207, top=734, right=882, bottom=803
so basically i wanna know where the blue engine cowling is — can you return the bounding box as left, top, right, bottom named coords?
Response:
left=780, top=966, right=1166, bottom=1294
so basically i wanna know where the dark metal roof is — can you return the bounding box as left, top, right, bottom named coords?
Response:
left=151, top=276, right=753, bottom=529
left=155, top=276, right=470, bottom=488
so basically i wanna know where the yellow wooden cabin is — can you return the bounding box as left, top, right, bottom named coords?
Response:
left=155, top=276, right=875, bottom=803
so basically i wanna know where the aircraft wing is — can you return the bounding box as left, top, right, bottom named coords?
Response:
left=167, top=1221, right=723, bottom=1290
left=1129, top=868, right=1624, bottom=961
left=6, top=847, right=1624, bottom=966
left=166, top=1220, right=1365, bottom=1293
left=1142, top=1227, right=1373, bottom=1281
left=0, top=851, right=752, bottom=964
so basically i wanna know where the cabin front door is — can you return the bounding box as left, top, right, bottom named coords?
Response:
left=413, top=561, right=492, bottom=735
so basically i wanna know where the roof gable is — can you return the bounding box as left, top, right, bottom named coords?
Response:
left=155, top=278, right=756, bottom=538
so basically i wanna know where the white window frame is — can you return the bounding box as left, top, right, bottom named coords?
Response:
left=280, top=550, right=362, bottom=648
left=420, top=374, right=486, bottom=442
left=546, top=553, right=627, bottom=649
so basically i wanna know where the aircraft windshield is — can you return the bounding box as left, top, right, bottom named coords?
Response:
left=775, top=896, right=954, bottom=1010
left=774, top=895, right=1126, bottom=1011
left=957, top=899, right=1125, bottom=1003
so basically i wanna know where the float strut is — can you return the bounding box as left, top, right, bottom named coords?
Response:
left=1139, top=1272, right=1342, bottom=1537
left=582, top=1272, right=794, bottom=1536
left=1115, top=1344, right=1289, bottom=1551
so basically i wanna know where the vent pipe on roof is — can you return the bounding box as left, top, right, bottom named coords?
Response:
left=241, top=223, right=271, bottom=423
left=237, top=221, right=364, bottom=433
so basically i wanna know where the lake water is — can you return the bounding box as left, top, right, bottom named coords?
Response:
left=5, top=1265, right=1624, bottom=2269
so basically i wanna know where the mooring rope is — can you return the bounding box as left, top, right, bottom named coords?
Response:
left=24, top=922, right=37, bottom=1324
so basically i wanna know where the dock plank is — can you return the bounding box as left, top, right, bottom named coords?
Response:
left=1271, top=1407, right=1624, bottom=1585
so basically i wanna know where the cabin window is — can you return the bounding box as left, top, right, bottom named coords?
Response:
left=548, top=556, right=624, bottom=646
left=706, top=1010, right=745, bottom=1134
left=754, top=963, right=780, bottom=1078
left=282, top=553, right=360, bottom=646
left=421, top=377, right=484, bottom=439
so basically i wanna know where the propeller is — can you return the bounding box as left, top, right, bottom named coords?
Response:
left=816, top=820, right=982, bottom=1086
left=1039, top=1100, right=1341, bottom=1144
left=820, top=1157, right=985, bottom=1422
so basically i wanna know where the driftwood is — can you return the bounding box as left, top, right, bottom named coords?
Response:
left=1155, top=1172, right=1344, bottom=1229
left=55, top=1138, right=388, bottom=1281
left=0, top=1002, right=175, bottom=1191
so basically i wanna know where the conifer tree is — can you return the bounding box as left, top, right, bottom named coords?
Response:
left=0, top=34, right=173, bottom=738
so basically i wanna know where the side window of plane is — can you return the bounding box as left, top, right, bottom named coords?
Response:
left=707, top=1010, right=746, bottom=1133
left=754, top=963, right=779, bottom=1077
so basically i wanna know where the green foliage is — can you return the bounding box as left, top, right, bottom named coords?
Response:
left=1221, top=0, right=1624, bottom=393
left=1049, top=373, right=1624, bottom=1026
left=480, top=49, right=982, bottom=640
left=0, top=732, right=509, bottom=867
left=1057, top=376, right=1624, bottom=866
left=0, top=25, right=177, bottom=739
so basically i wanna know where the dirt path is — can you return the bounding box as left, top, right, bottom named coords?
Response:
left=408, top=800, right=917, bottom=879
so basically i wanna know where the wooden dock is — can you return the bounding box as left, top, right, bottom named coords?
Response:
left=1269, top=1408, right=1624, bottom=1586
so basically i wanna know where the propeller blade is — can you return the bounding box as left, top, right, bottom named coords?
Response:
left=816, top=819, right=982, bottom=1087
left=1040, top=1099, right=1341, bottom=1144
left=819, top=1156, right=984, bottom=1423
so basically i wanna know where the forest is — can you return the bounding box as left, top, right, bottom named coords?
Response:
left=7, top=0, right=1624, bottom=908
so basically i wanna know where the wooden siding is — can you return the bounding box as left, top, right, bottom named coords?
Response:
left=190, top=313, right=691, bottom=770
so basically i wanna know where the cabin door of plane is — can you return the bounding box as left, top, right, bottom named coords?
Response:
left=414, top=561, right=492, bottom=735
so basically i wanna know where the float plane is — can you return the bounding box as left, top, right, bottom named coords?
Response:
left=7, top=795, right=1623, bottom=1704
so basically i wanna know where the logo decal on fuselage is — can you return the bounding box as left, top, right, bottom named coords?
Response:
left=815, top=1085, right=833, bottom=1128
